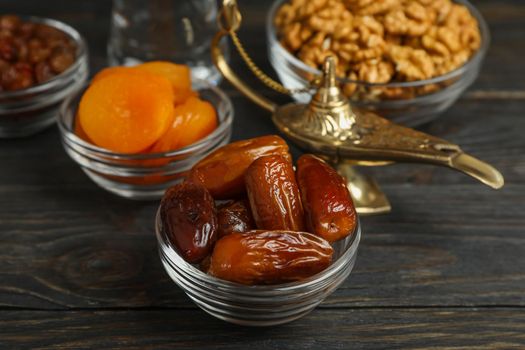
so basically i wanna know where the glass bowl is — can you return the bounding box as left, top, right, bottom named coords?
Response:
left=156, top=210, right=361, bottom=326
left=0, top=16, right=89, bottom=138
left=266, top=0, right=489, bottom=127
left=58, top=79, right=233, bottom=200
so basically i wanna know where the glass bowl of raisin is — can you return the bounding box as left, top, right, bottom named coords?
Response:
left=267, top=0, right=489, bottom=127
left=155, top=136, right=362, bottom=326
left=0, top=15, right=88, bottom=138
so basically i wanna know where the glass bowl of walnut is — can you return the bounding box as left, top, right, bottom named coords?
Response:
left=268, top=0, right=489, bottom=126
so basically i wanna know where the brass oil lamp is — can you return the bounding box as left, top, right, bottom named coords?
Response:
left=211, top=0, right=504, bottom=215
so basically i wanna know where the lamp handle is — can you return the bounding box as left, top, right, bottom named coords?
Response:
left=211, top=0, right=277, bottom=113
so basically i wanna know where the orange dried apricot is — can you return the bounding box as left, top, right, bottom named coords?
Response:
left=74, top=119, right=92, bottom=143
left=91, top=66, right=135, bottom=84
left=136, top=61, right=192, bottom=105
left=78, top=70, right=175, bottom=153
left=150, top=96, right=217, bottom=153
left=92, top=62, right=192, bottom=105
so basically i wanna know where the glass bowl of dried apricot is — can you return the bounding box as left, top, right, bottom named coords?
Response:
left=58, top=61, right=233, bottom=199
left=267, top=0, right=489, bottom=126
left=156, top=136, right=361, bottom=326
left=0, top=15, right=88, bottom=138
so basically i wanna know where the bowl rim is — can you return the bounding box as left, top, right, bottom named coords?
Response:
left=58, top=78, right=234, bottom=160
left=156, top=208, right=361, bottom=293
left=0, top=15, right=89, bottom=98
left=266, top=0, right=490, bottom=88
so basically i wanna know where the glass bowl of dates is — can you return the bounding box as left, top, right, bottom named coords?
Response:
left=58, top=63, right=233, bottom=200
left=267, top=0, right=489, bottom=126
left=156, top=136, right=361, bottom=326
left=0, top=15, right=88, bottom=138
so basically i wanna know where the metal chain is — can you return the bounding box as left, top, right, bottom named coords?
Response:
left=229, top=31, right=316, bottom=95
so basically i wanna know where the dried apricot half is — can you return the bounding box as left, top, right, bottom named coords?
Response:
left=150, top=96, right=217, bottom=153
left=78, top=70, right=175, bottom=153
left=137, top=61, right=192, bottom=105
left=91, top=66, right=135, bottom=84
left=74, top=118, right=92, bottom=143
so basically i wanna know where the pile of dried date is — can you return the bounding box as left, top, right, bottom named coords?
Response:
left=160, top=135, right=357, bottom=285
left=0, top=15, right=77, bottom=92
left=274, top=0, right=481, bottom=99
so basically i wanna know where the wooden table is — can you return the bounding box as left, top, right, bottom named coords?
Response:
left=1, top=1, right=524, bottom=348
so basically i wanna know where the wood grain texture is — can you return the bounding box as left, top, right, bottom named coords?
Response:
left=0, top=182, right=523, bottom=309
left=0, top=0, right=524, bottom=348
left=0, top=308, right=524, bottom=349
left=0, top=98, right=523, bottom=313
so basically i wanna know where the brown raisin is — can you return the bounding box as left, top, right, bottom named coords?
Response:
left=28, top=38, right=51, bottom=64
left=49, top=49, right=75, bottom=73
left=0, top=37, right=16, bottom=61
left=0, top=15, right=21, bottom=31
left=34, top=61, right=54, bottom=83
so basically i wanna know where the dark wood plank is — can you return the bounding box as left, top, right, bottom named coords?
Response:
left=0, top=1, right=524, bottom=347
left=0, top=308, right=524, bottom=349
left=0, top=84, right=523, bottom=311
left=367, top=96, right=525, bottom=186
left=0, top=182, right=523, bottom=309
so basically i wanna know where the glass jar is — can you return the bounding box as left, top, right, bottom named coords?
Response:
left=0, top=17, right=88, bottom=138
left=108, top=0, right=226, bottom=84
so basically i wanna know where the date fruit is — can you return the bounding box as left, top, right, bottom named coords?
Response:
left=207, top=230, right=333, bottom=285
left=245, top=155, right=305, bottom=231
left=297, top=154, right=357, bottom=242
left=160, top=181, right=218, bottom=263
left=217, top=200, right=255, bottom=238
left=188, top=135, right=291, bottom=199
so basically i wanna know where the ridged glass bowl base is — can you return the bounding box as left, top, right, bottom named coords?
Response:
left=156, top=210, right=361, bottom=326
